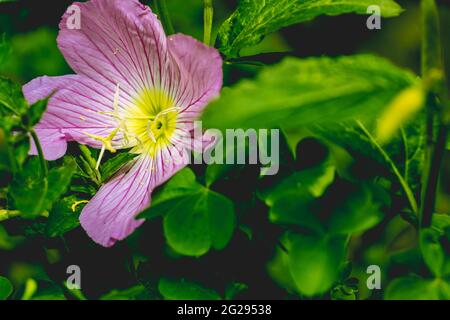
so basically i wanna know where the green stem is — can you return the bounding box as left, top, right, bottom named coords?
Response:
left=357, top=121, right=419, bottom=214
left=154, top=0, right=174, bottom=35
left=419, top=0, right=448, bottom=227
left=203, top=0, right=214, bottom=46
left=30, top=129, right=48, bottom=178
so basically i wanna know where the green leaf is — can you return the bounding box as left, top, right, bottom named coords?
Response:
left=0, top=34, right=10, bottom=65
left=43, top=157, right=77, bottom=211
left=385, top=276, right=450, bottom=300
left=163, top=190, right=235, bottom=256
left=0, top=276, right=13, bottom=300
left=45, top=196, right=82, bottom=238
left=218, top=0, right=403, bottom=58
left=225, top=282, right=248, bottom=300
left=10, top=158, right=48, bottom=218
left=139, top=168, right=236, bottom=257
left=0, top=77, right=28, bottom=131
left=100, top=152, right=137, bottom=182
left=10, top=157, right=76, bottom=218
left=158, top=278, right=221, bottom=300
left=202, top=55, right=416, bottom=132
left=27, top=98, right=48, bottom=128
left=326, top=184, right=386, bottom=235
left=100, top=285, right=149, bottom=300
left=286, top=232, right=346, bottom=297
left=258, top=160, right=335, bottom=232
left=420, top=214, right=450, bottom=277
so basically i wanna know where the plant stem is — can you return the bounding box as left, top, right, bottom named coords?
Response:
left=419, top=0, right=448, bottom=227
left=203, top=0, right=214, bottom=46
left=154, top=0, right=174, bottom=35
left=30, top=129, right=48, bottom=178
left=356, top=121, right=419, bottom=214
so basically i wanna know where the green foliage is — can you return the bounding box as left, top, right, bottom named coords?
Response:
left=385, top=276, right=450, bottom=300
left=139, top=168, right=236, bottom=257
left=100, top=152, right=137, bottom=182
left=100, top=285, right=149, bottom=300
left=0, top=276, right=13, bottom=300
left=158, top=278, right=221, bottom=300
left=285, top=232, right=346, bottom=297
left=202, top=55, right=416, bottom=131
left=218, top=0, right=403, bottom=58
left=45, top=196, right=82, bottom=238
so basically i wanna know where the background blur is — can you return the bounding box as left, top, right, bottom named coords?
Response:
left=0, top=0, right=449, bottom=299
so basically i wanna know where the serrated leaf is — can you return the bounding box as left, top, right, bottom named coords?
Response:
left=202, top=55, right=416, bottom=132
left=158, top=278, right=221, bottom=300
left=218, top=0, right=403, bottom=58
left=45, top=196, right=82, bottom=238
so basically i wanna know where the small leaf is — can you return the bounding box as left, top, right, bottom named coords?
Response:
left=43, top=157, right=77, bottom=211
left=225, top=282, right=248, bottom=300
left=100, top=285, right=149, bottom=300
left=100, top=152, right=137, bottom=182
left=27, top=98, right=49, bottom=128
left=158, top=278, right=221, bottom=300
left=0, top=276, right=13, bottom=300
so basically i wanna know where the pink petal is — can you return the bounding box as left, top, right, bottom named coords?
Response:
left=23, top=75, right=123, bottom=159
left=57, top=0, right=169, bottom=97
left=168, top=34, right=223, bottom=120
left=80, top=147, right=186, bottom=247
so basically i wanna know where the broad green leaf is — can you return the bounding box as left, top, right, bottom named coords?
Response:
left=163, top=190, right=235, bottom=256
left=218, top=0, right=403, bottom=58
left=202, top=55, right=416, bottom=131
left=100, top=152, right=137, bottom=182
left=139, top=168, right=236, bottom=256
left=286, top=232, right=346, bottom=297
left=0, top=225, right=25, bottom=250
left=158, top=278, right=221, bottom=300
left=326, top=184, right=386, bottom=235
left=385, top=276, right=450, bottom=300
left=45, top=196, right=83, bottom=238
left=0, top=276, right=13, bottom=300
left=0, top=34, right=10, bottom=65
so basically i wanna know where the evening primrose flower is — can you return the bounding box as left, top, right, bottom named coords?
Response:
left=23, top=0, right=222, bottom=247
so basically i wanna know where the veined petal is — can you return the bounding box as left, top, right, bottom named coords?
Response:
left=23, top=75, right=124, bottom=158
left=168, top=34, right=223, bottom=120
left=80, top=147, right=186, bottom=247
left=58, top=0, right=169, bottom=98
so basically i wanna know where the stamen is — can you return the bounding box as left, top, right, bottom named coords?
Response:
left=71, top=200, right=89, bottom=212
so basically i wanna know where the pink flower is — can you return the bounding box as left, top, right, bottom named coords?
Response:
left=23, top=0, right=223, bottom=247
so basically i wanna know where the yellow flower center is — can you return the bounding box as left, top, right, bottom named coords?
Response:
left=124, top=88, right=178, bottom=156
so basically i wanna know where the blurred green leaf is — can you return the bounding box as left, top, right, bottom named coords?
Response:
left=158, top=278, right=221, bottom=300
left=0, top=76, right=27, bottom=131
left=27, top=98, right=48, bottom=128
left=218, top=0, right=403, bottom=58
left=420, top=214, right=450, bottom=277
left=385, top=276, right=450, bottom=300
left=202, top=55, right=416, bottom=131
left=0, top=276, right=13, bottom=300
left=225, top=282, right=248, bottom=300
left=327, top=184, right=387, bottom=235
left=286, top=232, right=346, bottom=297
left=100, top=285, right=149, bottom=300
